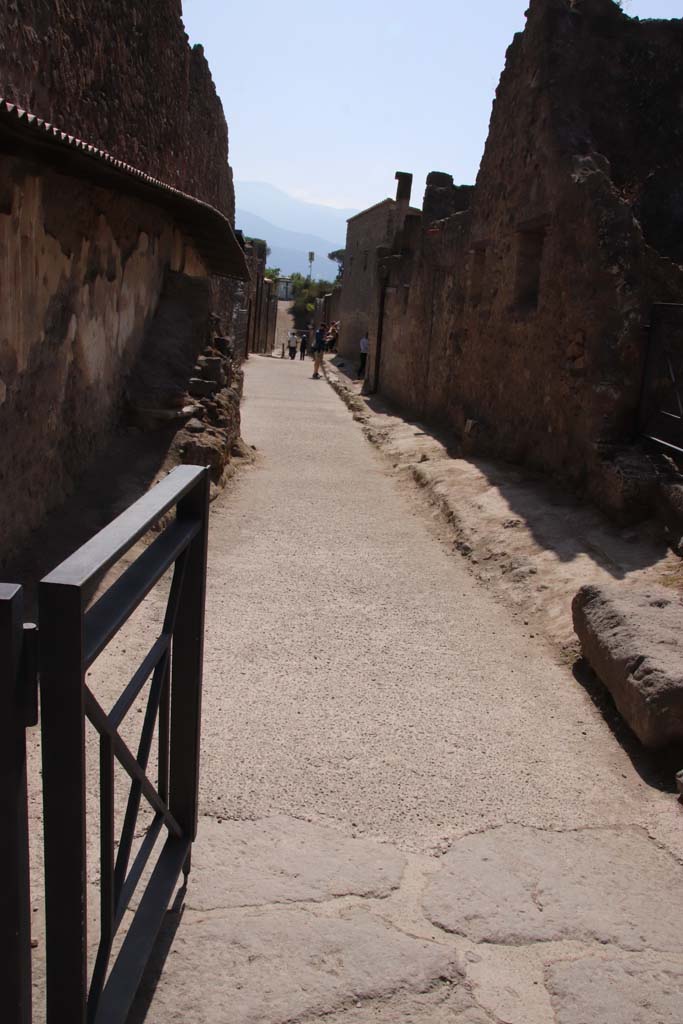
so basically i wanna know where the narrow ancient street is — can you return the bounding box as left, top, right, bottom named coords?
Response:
left=132, top=352, right=683, bottom=1024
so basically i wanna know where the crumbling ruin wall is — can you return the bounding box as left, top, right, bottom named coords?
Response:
left=0, top=154, right=211, bottom=558
left=0, top=1, right=251, bottom=560
left=242, top=238, right=272, bottom=356
left=375, top=0, right=683, bottom=518
left=0, top=0, right=234, bottom=219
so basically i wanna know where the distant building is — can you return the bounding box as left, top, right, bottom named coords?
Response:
left=337, top=172, right=418, bottom=361
left=275, top=277, right=295, bottom=301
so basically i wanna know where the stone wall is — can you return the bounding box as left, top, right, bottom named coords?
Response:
left=371, top=0, right=683, bottom=520
left=241, top=238, right=274, bottom=356
left=0, top=154, right=211, bottom=559
left=0, top=0, right=234, bottom=219
left=320, top=287, right=342, bottom=328
left=338, top=200, right=399, bottom=361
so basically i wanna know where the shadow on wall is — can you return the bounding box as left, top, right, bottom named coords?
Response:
left=0, top=424, right=177, bottom=617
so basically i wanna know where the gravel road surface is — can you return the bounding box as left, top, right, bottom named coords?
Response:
left=134, top=352, right=683, bottom=1023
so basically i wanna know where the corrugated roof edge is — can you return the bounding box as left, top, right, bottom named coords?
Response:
left=0, top=97, right=250, bottom=281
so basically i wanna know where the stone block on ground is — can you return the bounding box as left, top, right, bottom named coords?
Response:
left=546, top=956, right=683, bottom=1024
left=134, top=906, right=458, bottom=1024
left=197, top=355, right=224, bottom=376
left=179, top=432, right=226, bottom=474
left=422, top=824, right=683, bottom=951
left=188, top=377, right=219, bottom=398
left=572, top=583, right=683, bottom=748
left=185, top=815, right=406, bottom=911
left=185, top=418, right=205, bottom=434
left=213, top=335, right=235, bottom=356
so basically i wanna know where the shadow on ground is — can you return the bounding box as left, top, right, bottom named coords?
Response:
left=572, top=657, right=683, bottom=795
left=329, top=356, right=670, bottom=581
left=127, top=884, right=187, bottom=1024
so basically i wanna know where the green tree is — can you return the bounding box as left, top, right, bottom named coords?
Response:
left=289, top=278, right=336, bottom=327
left=264, top=267, right=281, bottom=281
left=328, top=249, right=345, bottom=280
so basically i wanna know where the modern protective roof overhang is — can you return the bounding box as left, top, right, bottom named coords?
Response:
left=0, top=97, right=249, bottom=281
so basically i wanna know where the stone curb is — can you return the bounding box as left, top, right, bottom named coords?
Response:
left=322, top=358, right=677, bottom=669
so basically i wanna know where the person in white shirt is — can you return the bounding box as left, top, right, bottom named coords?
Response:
left=358, top=332, right=369, bottom=378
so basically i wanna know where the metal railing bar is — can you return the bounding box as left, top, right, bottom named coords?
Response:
left=84, top=519, right=200, bottom=669
left=42, top=465, right=207, bottom=590
left=108, top=636, right=170, bottom=731
left=0, top=583, right=32, bottom=1024
left=158, top=666, right=170, bottom=804
left=33, top=466, right=210, bottom=1023
left=651, top=302, right=683, bottom=325
left=161, top=548, right=189, bottom=637
left=113, top=659, right=168, bottom=906
left=642, top=433, right=683, bottom=456
left=114, top=814, right=165, bottom=933
left=95, top=835, right=191, bottom=1024
left=88, top=734, right=116, bottom=1020
left=84, top=691, right=183, bottom=838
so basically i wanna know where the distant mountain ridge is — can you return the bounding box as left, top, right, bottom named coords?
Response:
left=235, top=181, right=358, bottom=279
left=235, top=209, right=341, bottom=279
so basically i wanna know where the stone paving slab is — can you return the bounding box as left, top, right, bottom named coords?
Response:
left=546, top=956, right=683, bottom=1024
left=135, top=906, right=459, bottom=1024
left=297, top=981, right=495, bottom=1023
left=125, top=355, right=683, bottom=1023
left=184, top=815, right=407, bottom=911
left=423, top=824, right=683, bottom=951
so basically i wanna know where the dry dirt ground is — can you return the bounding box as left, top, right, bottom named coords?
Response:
left=25, top=343, right=683, bottom=1023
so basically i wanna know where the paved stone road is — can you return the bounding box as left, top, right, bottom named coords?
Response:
left=134, top=354, right=683, bottom=1024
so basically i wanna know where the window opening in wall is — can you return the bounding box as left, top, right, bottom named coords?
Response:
left=514, top=227, right=545, bottom=311
left=469, top=245, right=486, bottom=306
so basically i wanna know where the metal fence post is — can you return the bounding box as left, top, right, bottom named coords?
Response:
left=170, top=468, right=210, bottom=860
left=39, top=579, right=88, bottom=1024
left=0, top=584, right=32, bottom=1024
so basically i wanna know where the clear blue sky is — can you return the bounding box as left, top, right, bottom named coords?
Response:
left=181, top=0, right=682, bottom=211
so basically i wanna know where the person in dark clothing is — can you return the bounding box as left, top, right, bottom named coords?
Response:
left=358, top=331, right=369, bottom=378
left=299, top=331, right=308, bottom=360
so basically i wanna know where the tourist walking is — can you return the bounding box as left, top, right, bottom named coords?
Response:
left=358, top=331, right=369, bottom=378
left=288, top=331, right=298, bottom=360
left=312, top=322, right=327, bottom=379
left=299, top=331, right=308, bottom=360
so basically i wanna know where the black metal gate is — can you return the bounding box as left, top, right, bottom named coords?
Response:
left=1, top=464, right=210, bottom=1024
left=640, top=303, right=683, bottom=455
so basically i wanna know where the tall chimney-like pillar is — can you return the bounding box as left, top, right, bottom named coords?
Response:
left=395, top=171, right=413, bottom=228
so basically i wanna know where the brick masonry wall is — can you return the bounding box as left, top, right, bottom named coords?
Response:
left=0, top=0, right=234, bottom=219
